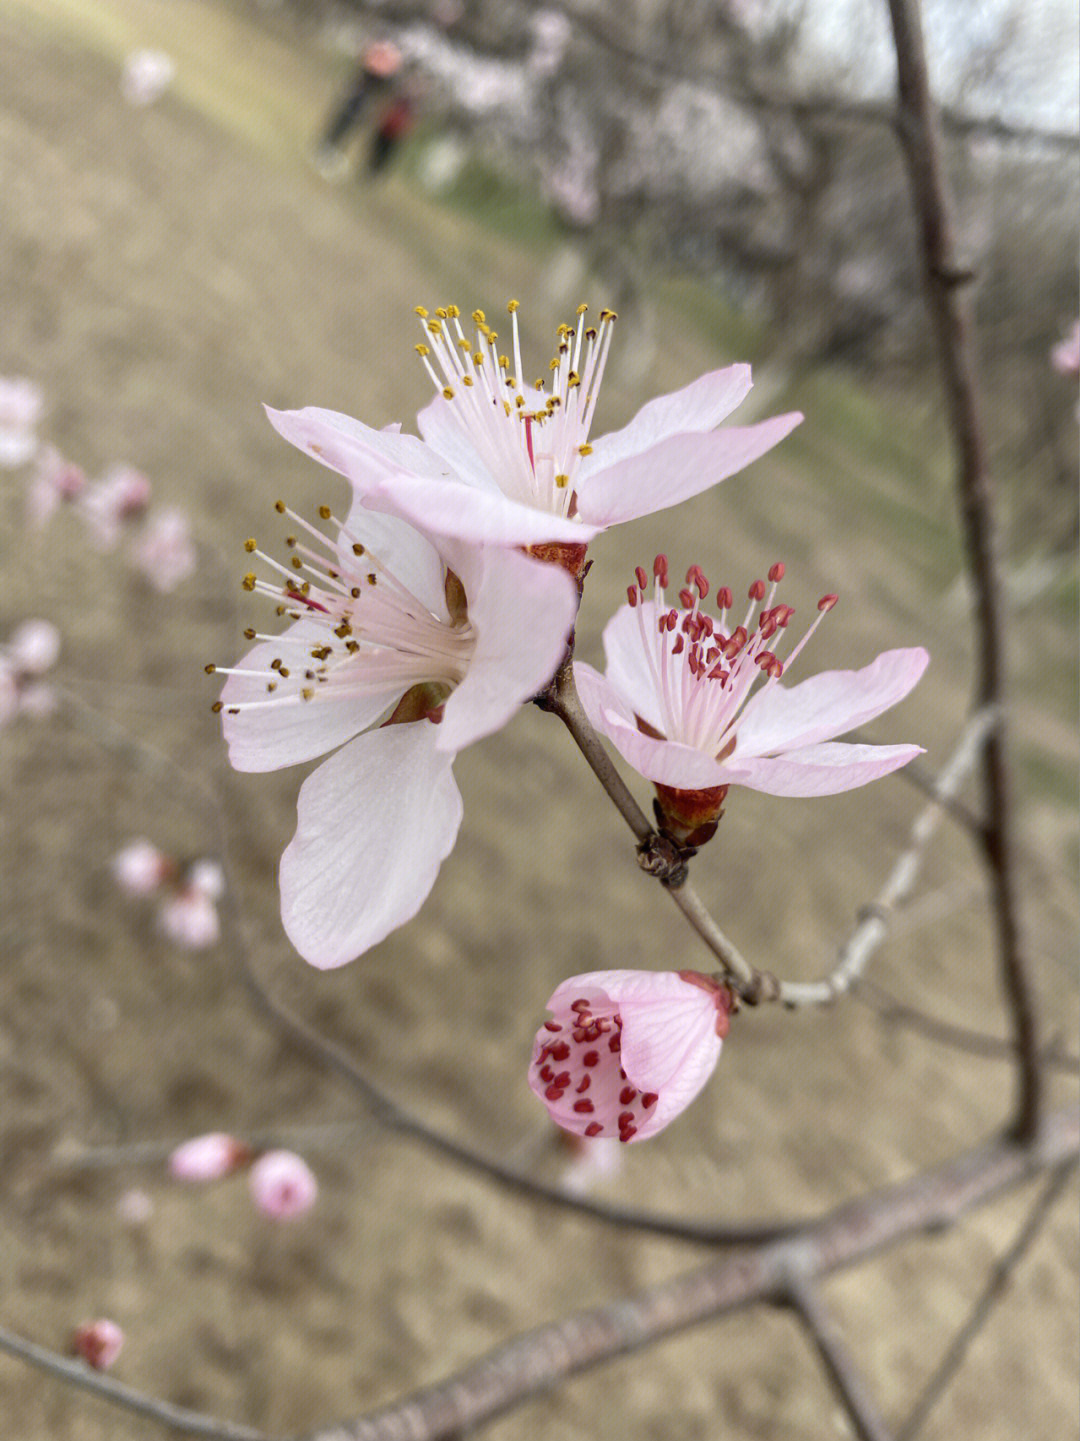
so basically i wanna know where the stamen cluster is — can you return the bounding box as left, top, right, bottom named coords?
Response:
left=535, top=998, right=658, bottom=1143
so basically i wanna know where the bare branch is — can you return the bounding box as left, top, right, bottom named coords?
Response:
left=886, top=0, right=1043, bottom=1141
left=777, top=705, right=998, bottom=1007
left=896, top=1161, right=1078, bottom=1441
left=303, top=1108, right=1077, bottom=1441
left=784, top=1273, right=895, bottom=1441
left=0, top=1327, right=272, bottom=1441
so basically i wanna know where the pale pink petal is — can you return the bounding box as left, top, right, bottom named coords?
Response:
left=585, top=364, right=752, bottom=474
left=575, top=412, right=802, bottom=527
left=438, top=547, right=577, bottom=752
left=416, top=393, right=503, bottom=492
left=8, top=619, right=60, bottom=674
left=339, top=492, right=449, bottom=618
left=575, top=664, right=725, bottom=789
left=279, top=722, right=463, bottom=968
left=723, top=741, right=924, bottom=796
left=265, top=405, right=452, bottom=491
left=249, top=1150, right=317, bottom=1219
left=159, top=890, right=220, bottom=949
left=187, top=859, right=225, bottom=901
left=734, top=648, right=930, bottom=759
left=72, top=1319, right=124, bottom=1371
left=220, top=619, right=400, bottom=772
left=168, top=1132, right=245, bottom=1182
left=595, top=601, right=666, bottom=732
left=112, top=838, right=170, bottom=897
left=367, top=470, right=598, bottom=546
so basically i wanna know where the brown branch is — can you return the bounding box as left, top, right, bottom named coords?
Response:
left=784, top=1273, right=895, bottom=1441
left=0, top=1327, right=273, bottom=1441
left=303, top=1107, right=1077, bottom=1441
left=885, top=0, right=1043, bottom=1141
left=896, top=1160, right=1078, bottom=1441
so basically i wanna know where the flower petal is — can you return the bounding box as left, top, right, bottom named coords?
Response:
left=221, top=619, right=399, bottom=772
left=735, top=647, right=930, bottom=759
left=723, top=741, right=924, bottom=796
left=366, top=471, right=599, bottom=547
left=575, top=412, right=803, bottom=528
left=438, top=547, right=577, bottom=752
left=339, top=491, right=449, bottom=618
left=265, top=405, right=451, bottom=490
left=584, top=364, right=752, bottom=473
left=416, top=394, right=502, bottom=492
left=279, top=723, right=463, bottom=967
left=597, top=600, right=666, bottom=732
left=575, top=664, right=727, bottom=789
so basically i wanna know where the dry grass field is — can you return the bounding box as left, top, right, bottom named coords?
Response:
left=1, top=2, right=1076, bottom=1438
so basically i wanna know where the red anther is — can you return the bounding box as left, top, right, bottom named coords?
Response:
left=584, top=1121, right=603, bottom=1137
left=641, top=1092, right=659, bottom=1108
left=818, top=593, right=839, bottom=612
left=543, top=1021, right=562, bottom=1032
left=687, top=565, right=709, bottom=599
left=635, top=565, right=648, bottom=591
left=550, top=1042, right=570, bottom=1061
left=706, top=646, right=719, bottom=664
left=570, top=998, right=590, bottom=1012
left=667, top=608, right=679, bottom=631
left=699, top=614, right=714, bottom=636
left=619, top=1086, right=637, bottom=1105
left=717, top=586, right=733, bottom=610
left=756, top=650, right=776, bottom=670
left=609, top=1034, right=621, bottom=1052
left=572, top=1028, right=588, bottom=1043
left=553, top=1071, right=571, bottom=1087
left=544, top=1084, right=565, bottom=1101
left=672, top=635, right=685, bottom=655
left=618, top=1067, right=627, bottom=1080
left=538, top=1065, right=554, bottom=1082
left=678, top=587, right=694, bottom=609
left=582, top=1050, right=600, bottom=1067
left=573, top=1099, right=595, bottom=1114
left=617, top=1111, right=635, bottom=1128
left=776, top=604, right=795, bottom=626
left=768, top=561, right=785, bottom=582
left=748, top=578, right=766, bottom=601
left=653, top=553, right=669, bottom=586
left=767, top=657, right=784, bottom=678
left=627, top=585, right=638, bottom=607
left=618, top=1125, right=637, bottom=1142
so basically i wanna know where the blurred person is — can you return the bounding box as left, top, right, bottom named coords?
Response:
left=314, top=38, right=402, bottom=179
left=367, top=76, right=422, bottom=176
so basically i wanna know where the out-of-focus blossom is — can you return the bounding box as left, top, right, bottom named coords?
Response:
left=168, top=1132, right=247, bottom=1182
left=121, top=49, right=176, bottom=106
left=529, top=969, right=732, bottom=1143
left=111, top=839, right=171, bottom=897
left=527, top=9, right=572, bottom=78
left=215, top=483, right=576, bottom=969
left=159, top=886, right=220, bottom=949
left=0, top=376, right=43, bottom=468
left=266, top=301, right=801, bottom=565
left=576, top=557, right=927, bottom=843
left=187, top=857, right=225, bottom=902
left=249, top=1150, right=318, bottom=1219
left=130, top=507, right=197, bottom=592
left=25, top=445, right=85, bottom=527
left=0, top=618, right=60, bottom=725
left=82, top=466, right=153, bottom=551
left=557, top=1131, right=624, bottom=1194
left=1051, top=319, right=1080, bottom=377
left=71, top=1318, right=124, bottom=1370
left=116, top=1188, right=154, bottom=1225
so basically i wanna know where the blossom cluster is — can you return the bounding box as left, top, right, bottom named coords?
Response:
left=0, top=618, right=60, bottom=727
left=215, top=301, right=927, bottom=1145
left=112, top=840, right=225, bottom=949
left=169, top=1133, right=318, bottom=1219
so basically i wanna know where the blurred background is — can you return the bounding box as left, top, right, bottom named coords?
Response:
left=1, top=1, right=1076, bottom=1437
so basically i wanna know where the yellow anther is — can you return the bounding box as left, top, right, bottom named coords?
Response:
left=568, top=372, right=581, bottom=388
left=350, top=586, right=361, bottom=598
left=458, top=337, right=471, bottom=351
left=290, top=556, right=303, bottom=570
left=204, top=663, right=217, bottom=674
left=555, top=474, right=570, bottom=488
left=462, top=375, right=474, bottom=387
left=274, top=500, right=285, bottom=513
left=446, top=304, right=460, bottom=318
left=586, top=327, right=597, bottom=340
left=301, top=688, right=314, bottom=701
left=473, top=351, right=484, bottom=365
left=556, top=323, right=569, bottom=337
left=285, top=535, right=297, bottom=547
left=498, top=354, right=509, bottom=369
left=318, top=505, right=332, bottom=520
left=367, top=573, right=377, bottom=586
left=578, top=443, right=594, bottom=456
left=211, top=700, right=223, bottom=713
left=472, top=309, right=486, bottom=325
left=352, top=542, right=365, bottom=555
left=415, top=343, right=430, bottom=356
left=244, top=537, right=257, bottom=552
left=442, top=386, right=455, bottom=400
left=502, top=401, right=511, bottom=416
left=266, top=681, right=277, bottom=692
left=515, top=395, right=526, bottom=408
left=549, top=357, right=560, bottom=370
left=243, top=627, right=255, bottom=640
left=576, top=302, right=588, bottom=315
left=270, top=658, right=282, bottom=671
left=507, top=298, right=520, bottom=313
left=427, top=320, right=443, bottom=335
left=279, top=666, right=291, bottom=678
left=435, top=306, right=448, bottom=319
left=242, top=573, right=256, bottom=591
left=415, top=305, right=429, bottom=318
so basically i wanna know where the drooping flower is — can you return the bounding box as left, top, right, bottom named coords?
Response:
left=529, top=969, right=732, bottom=1143
left=576, top=557, right=928, bottom=842
left=213, top=487, right=577, bottom=968
left=0, top=376, right=43, bottom=468
left=168, top=1132, right=249, bottom=1182
left=130, top=507, right=197, bottom=592
left=249, top=1150, right=318, bottom=1219
left=71, top=1319, right=124, bottom=1371
left=265, top=302, right=802, bottom=562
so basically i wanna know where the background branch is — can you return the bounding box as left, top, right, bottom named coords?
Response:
left=785, top=1273, right=895, bottom=1441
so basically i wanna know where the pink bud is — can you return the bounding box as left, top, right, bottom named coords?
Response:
left=186, top=858, right=225, bottom=902
left=111, top=839, right=170, bottom=898
left=168, top=1132, right=246, bottom=1182
left=71, top=1319, right=124, bottom=1371
left=8, top=618, right=60, bottom=675
left=159, top=888, right=220, bottom=949
left=249, top=1150, right=318, bottom=1219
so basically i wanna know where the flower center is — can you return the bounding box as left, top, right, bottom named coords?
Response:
left=627, top=555, right=837, bottom=758
left=414, top=300, right=616, bottom=519
left=210, top=500, right=475, bottom=719
left=534, top=997, right=660, bottom=1144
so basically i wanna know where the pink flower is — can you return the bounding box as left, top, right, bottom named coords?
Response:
left=576, top=557, right=927, bottom=838
left=1051, top=319, right=1079, bottom=376
left=82, top=465, right=153, bottom=550
left=0, top=618, right=60, bottom=725
left=187, top=858, right=225, bottom=902
left=111, top=838, right=171, bottom=897
left=7, top=618, right=60, bottom=675
left=168, top=1132, right=247, bottom=1181
left=25, top=445, right=85, bottom=527
left=120, top=49, right=175, bottom=106
left=0, top=376, right=43, bottom=468
left=529, top=970, right=732, bottom=1143
left=265, top=302, right=801, bottom=558
left=249, top=1150, right=317, bottom=1219
left=159, top=887, right=220, bottom=949
left=214, top=485, right=577, bottom=968
left=71, top=1318, right=124, bottom=1371
left=557, top=1132, right=624, bottom=1194
left=130, top=507, right=197, bottom=592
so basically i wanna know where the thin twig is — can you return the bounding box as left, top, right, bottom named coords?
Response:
left=777, top=704, right=998, bottom=1006
left=784, top=1272, right=895, bottom=1441
left=0, top=1328, right=273, bottom=1441
left=303, top=1107, right=1078, bottom=1441
left=886, top=0, right=1043, bottom=1141
left=896, top=1160, right=1078, bottom=1441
